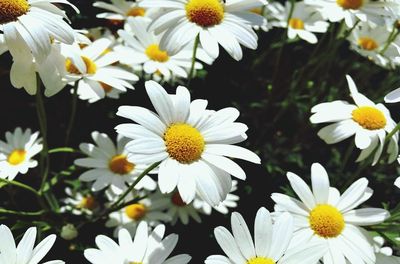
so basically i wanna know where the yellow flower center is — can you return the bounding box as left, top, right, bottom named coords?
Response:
left=77, top=196, right=97, bottom=210
left=309, top=204, right=345, bottom=238
left=352, top=106, right=386, bottom=130
left=357, top=37, right=378, bottom=51
left=145, top=44, right=169, bottom=62
left=65, top=56, right=97, bottom=75
left=336, top=0, right=363, bottom=9
left=100, top=82, right=113, bottom=93
left=164, top=123, right=205, bottom=164
left=171, top=192, right=187, bottom=207
left=247, top=257, right=275, bottom=264
left=109, top=154, right=135, bottom=175
left=186, top=0, right=224, bottom=27
left=125, top=203, right=147, bottom=221
left=130, top=262, right=142, bottom=264
left=7, top=149, right=26, bottom=165
left=126, top=7, right=145, bottom=17
left=0, top=0, right=29, bottom=24
left=249, top=8, right=262, bottom=15
left=289, top=18, right=305, bottom=29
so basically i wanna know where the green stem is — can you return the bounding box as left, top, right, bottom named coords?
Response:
left=65, top=82, right=79, bottom=147
left=385, top=121, right=400, bottom=144
left=48, top=147, right=79, bottom=154
left=186, top=34, right=200, bottom=87
left=36, top=78, right=50, bottom=195
left=0, top=208, right=45, bottom=216
left=380, top=27, right=399, bottom=55
left=0, top=179, right=40, bottom=196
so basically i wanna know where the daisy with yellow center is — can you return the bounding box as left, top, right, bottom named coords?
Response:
left=205, top=208, right=325, bottom=264
left=310, top=75, right=398, bottom=165
left=105, top=193, right=171, bottom=237
left=271, top=163, right=390, bottom=264
left=115, top=17, right=211, bottom=81
left=164, top=191, right=203, bottom=225
left=305, top=0, right=398, bottom=27
left=93, top=0, right=158, bottom=22
left=116, top=80, right=260, bottom=206
left=84, top=222, right=191, bottom=264
left=276, top=2, right=329, bottom=44
left=62, top=38, right=139, bottom=103
left=0, top=127, right=42, bottom=181
left=60, top=187, right=99, bottom=216
left=75, top=131, right=157, bottom=195
left=139, top=0, right=267, bottom=61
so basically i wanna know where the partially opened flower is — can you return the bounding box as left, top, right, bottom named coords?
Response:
left=75, top=131, right=156, bottom=194
left=0, top=127, right=42, bottom=180
left=0, top=225, right=63, bottom=264
left=60, top=187, right=100, bottom=216
left=116, top=81, right=261, bottom=206
left=272, top=163, right=390, bottom=264
left=205, top=208, right=325, bottom=264
left=372, top=236, right=400, bottom=264
left=85, top=222, right=191, bottom=264
left=140, top=0, right=267, bottom=61
left=310, top=75, right=398, bottom=165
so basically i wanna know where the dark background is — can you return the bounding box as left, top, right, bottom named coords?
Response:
left=0, top=1, right=399, bottom=262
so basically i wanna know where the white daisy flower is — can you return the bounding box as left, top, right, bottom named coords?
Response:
left=115, top=17, right=210, bottom=80
left=0, top=127, right=42, bottom=181
left=275, top=1, right=329, bottom=44
left=140, top=0, right=267, bottom=61
left=165, top=190, right=203, bottom=225
left=0, top=0, right=78, bottom=64
left=205, top=207, right=325, bottom=264
left=304, top=0, right=399, bottom=27
left=75, top=131, right=157, bottom=195
left=310, top=75, right=399, bottom=165
left=62, top=38, right=139, bottom=103
left=60, top=187, right=99, bottom=216
left=84, top=222, right=191, bottom=264
left=193, top=180, right=239, bottom=215
left=271, top=163, right=390, bottom=264
left=0, top=225, right=64, bottom=264
left=395, top=176, right=400, bottom=188
left=372, top=236, right=400, bottom=264
left=105, top=193, right=171, bottom=237
left=115, top=81, right=261, bottom=206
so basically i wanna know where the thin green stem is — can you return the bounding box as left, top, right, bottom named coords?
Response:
left=385, top=122, right=400, bottom=144
left=0, top=179, right=40, bottom=196
left=36, top=78, right=50, bottom=195
left=65, top=82, right=79, bottom=147
left=0, top=208, right=45, bottom=216
left=187, top=34, right=200, bottom=87
left=48, top=147, right=79, bottom=154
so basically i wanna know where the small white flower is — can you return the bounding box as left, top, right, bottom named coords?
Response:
left=93, top=0, right=159, bottom=22
left=0, top=127, right=42, bottom=180
left=310, top=75, right=398, bottom=165
left=0, top=225, right=64, bottom=264
left=60, top=187, right=99, bottom=216
left=84, top=222, right=191, bottom=264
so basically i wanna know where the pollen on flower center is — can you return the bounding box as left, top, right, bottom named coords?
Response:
left=109, top=154, right=135, bottom=175
left=7, top=149, right=26, bottom=165
left=126, top=7, right=145, bottom=17
left=171, top=192, right=187, bottom=207
left=0, top=0, right=29, bottom=25
left=164, top=123, right=205, bottom=164
left=77, top=196, right=97, bottom=210
left=100, top=82, right=113, bottom=93
left=185, top=0, right=224, bottom=27
left=247, top=257, right=275, bottom=264
left=352, top=106, right=387, bottom=130
left=65, top=56, right=97, bottom=75
left=125, top=203, right=147, bottom=220
left=358, top=37, right=378, bottom=51
left=309, top=204, right=345, bottom=238
left=289, top=18, right=305, bottom=29
left=336, top=0, right=363, bottom=9
left=145, top=44, right=169, bottom=62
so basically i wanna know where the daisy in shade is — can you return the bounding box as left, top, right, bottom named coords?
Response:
left=84, top=222, right=191, bottom=264
left=0, top=225, right=64, bottom=264
left=105, top=193, right=171, bottom=237
left=62, top=38, right=139, bottom=103
left=305, top=0, right=398, bottom=27
left=274, top=1, right=329, bottom=44
left=165, top=190, right=203, bottom=225
left=193, top=180, right=239, bottom=215
left=310, top=75, right=398, bottom=165
left=115, top=17, right=211, bottom=80
left=60, top=187, right=100, bottom=216
left=0, top=0, right=78, bottom=64
left=271, top=163, right=390, bottom=264
left=139, top=0, right=267, bottom=61
left=75, top=131, right=157, bottom=195
left=205, top=208, right=325, bottom=264
left=115, top=81, right=261, bottom=206
left=0, top=127, right=42, bottom=181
